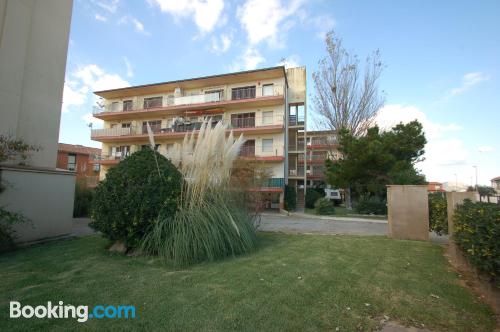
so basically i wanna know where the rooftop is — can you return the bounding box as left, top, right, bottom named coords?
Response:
left=58, top=143, right=101, bottom=156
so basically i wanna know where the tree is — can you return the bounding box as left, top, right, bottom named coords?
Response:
left=477, top=186, right=496, bottom=203
left=312, top=31, right=385, bottom=138
left=325, top=121, right=427, bottom=202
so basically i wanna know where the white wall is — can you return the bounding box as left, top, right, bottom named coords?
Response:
left=0, top=166, right=76, bottom=243
left=0, top=0, right=73, bottom=168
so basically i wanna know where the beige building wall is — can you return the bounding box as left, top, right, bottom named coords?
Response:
left=0, top=0, right=73, bottom=168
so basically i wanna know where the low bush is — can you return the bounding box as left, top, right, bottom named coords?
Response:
left=0, top=208, right=30, bottom=253
left=428, top=192, right=448, bottom=235
left=355, top=196, right=387, bottom=215
left=314, top=198, right=335, bottom=215
left=306, top=189, right=323, bottom=209
left=453, top=200, right=500, bottom=283
left=73, top=183, right=94, bottom=218
left=90, top=149, right=182, bottom=250
left=284, top=185, right=296, bottom=211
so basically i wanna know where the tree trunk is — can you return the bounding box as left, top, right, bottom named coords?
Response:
left=345, top=187, right=352, bottom=210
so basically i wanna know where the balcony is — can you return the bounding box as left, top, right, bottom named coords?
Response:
left=91, top=115, right=284, bottom=142
left=90, top=153, right=130, bottom=165
left=238, top=143, right=285, bottom=161
left=92, top=85, right=285, bottom=119
left=308, top=137, right=337, bottom=148
left=298, top=154, right=327, bottom=164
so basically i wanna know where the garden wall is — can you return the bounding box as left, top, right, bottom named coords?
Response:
left=0, top=165, right=75, bottom=243
left=387, top=185, right=429, bottom=241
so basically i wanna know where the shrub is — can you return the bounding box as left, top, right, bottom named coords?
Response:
left=305, top=188, right=323, bottom=209
left=90, top=149, right=182, bottom=249
left=73, top=182, right=94, bottom=218
left=140, top=121, right=258, bottom=265
left=284, top=185, right=296, bottom=211
left=453, top=200, right=500, bottom=283
left=428, top=192, right=448, bottom=235
left=355, top=195, right=387, bottom=215
left=315, top=198, right=335, bottom=215
left=0, top=208, right=30, bottom=253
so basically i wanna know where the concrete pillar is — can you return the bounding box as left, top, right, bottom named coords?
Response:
left=387, top=185, right=429, bottom=241
left=446, top=191, right=477, bottom=237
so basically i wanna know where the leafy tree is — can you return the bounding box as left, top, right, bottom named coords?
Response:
left=325, top=120, right=426, bottom=202
left=477, top=186, right=496, bottom=203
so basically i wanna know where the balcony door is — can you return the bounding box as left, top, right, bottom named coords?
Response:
left=142, top=120, right=162, bottom=134
left=231, top=113, right=255, bottom=128
left=231, top=86, right=256, bottom=100
left=240, top=140, right=255, bottom=157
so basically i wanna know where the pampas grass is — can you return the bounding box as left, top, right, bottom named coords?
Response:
left=140, top=120, right=258, bottom=265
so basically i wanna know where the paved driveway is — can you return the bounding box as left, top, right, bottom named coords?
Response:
left=259, top=213, right=388, bottom=236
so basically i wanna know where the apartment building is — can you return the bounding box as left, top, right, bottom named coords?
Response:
left=90, top=66, right=307, bottom=209
left=57, top=143, right=101, bottom=187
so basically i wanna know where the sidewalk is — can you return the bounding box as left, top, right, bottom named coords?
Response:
left=289, top=212, right=388, bottom=224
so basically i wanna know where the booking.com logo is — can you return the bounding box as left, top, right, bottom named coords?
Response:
left=10, top=301, right=136, bottom=323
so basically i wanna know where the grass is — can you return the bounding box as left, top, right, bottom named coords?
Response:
left=0, top=234, right=495, bottom=331
left=305, top=206, right=388, bottom=220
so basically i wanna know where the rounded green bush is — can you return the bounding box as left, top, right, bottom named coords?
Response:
left=314, top=198, right=335, bottom=215
left=306, top=189, right=323, bottom=209
left=90, top=149, right=182, bottom=249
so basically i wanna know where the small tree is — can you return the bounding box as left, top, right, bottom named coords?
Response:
left=477, top=186, right=496, bottom=203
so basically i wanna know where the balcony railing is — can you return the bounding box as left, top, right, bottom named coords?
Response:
left=289, top=114, right=305, bottom=126
left=91, top=127, right=134, bottom=137
left=308, top=137, right=337, bottom=146
left=299, top=154, right=327, bottom=162
left=262, top=178, right=284, bottom=188
left=92, top=153, right=130, bottom=162
left=238, top=144, right=284, bottom=158
left=93, top=85, right=284, bottom=115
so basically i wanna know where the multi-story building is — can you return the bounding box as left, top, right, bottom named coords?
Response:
left=57, top=143, right=101, bottom=187
left=90, top=66, right=307, bottom=209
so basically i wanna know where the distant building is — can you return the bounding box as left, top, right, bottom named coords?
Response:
left=491, top=176, right=500, bottom=192
left=57, top=144, right=101, bottom=187
left=442, top=182, right=469, bottom=192
left=427, top=182, right=445, bottom=193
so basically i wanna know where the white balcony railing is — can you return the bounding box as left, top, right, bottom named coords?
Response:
left=91, top=127, right=134, bottom=137
left=93, top=85, right=284, bottom=115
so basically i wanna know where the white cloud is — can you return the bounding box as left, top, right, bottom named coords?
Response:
left=299, top=12, right=335, bottom=39
left=376, top=104, right=461, bottom=140
left=149, top=0, right=225, bottom=33
left=229, top=47, right=265, bottom=72
left=94, top=14, right=108, bottom=22
left=95, top=0, right=119, bottom=14
left=82, top=112, right=104, bottom=127
left=118, top=16, right=150, bottom=35
left=237, top=0, right=305, bottom=47
left=62, top=64, right=129, bottom=118
left=62, top=82, right=87, bottom=113
left=211, top=33, right=232, bottom=54
left=450, top=72, right=489, bottom=96
left=376, top=104, right=471, bottom=183
left=478, top=146, right=494, bottom=153
left=123, top=57, right=133, bottom=78
left=277, top=55, right=301, bottom=69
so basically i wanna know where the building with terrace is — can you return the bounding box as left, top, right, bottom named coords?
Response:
left=89, top=66, right=306, bottom=209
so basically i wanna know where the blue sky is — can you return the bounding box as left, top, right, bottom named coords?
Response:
left=60, top=0, right=499, bottom=186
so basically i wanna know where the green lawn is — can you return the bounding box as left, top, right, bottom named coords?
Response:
left=0, top=234, right=495, bottom=331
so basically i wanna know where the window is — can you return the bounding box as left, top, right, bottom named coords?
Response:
left=205, top=89, right=224, bottom=102
left=143, top=97, right=163, bottom=109
left=142, top=120, right=162, bottom=134
left=262, top=139, right=273, bottom=153
left=262, top=111, right=273, bottom=125
left=93, top=164, right=100, bottom=172
left=110, top=102, right=119, bottom=112
left=123, top=100, right=133, bottom=111
left=231, top=86, right=256, bottom=100
left=289, top=103, right=305, bottom=125
left=121, top=123, right=131, bottom=128
left=231, top=113, right=255, bottom=128
left=262, top=84, right=274, bottom=96
left=67, top=154, right=76, bottom=171
left=112, top=146, right=130, bottom=158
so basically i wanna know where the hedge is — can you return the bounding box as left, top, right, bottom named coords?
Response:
left=284, top=185, right=296, bottom=211
left=305, top=188, right=323, bottom=209
left=355, top=195, right=387, bottom=215
left=315, top=198, right=335, bottom=215
left=428, top=192, right=448, bottom=235
left=453, top=200, right=500, bottom=284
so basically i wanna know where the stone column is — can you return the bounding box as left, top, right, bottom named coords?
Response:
left=387, top=185, right=429, bottom=241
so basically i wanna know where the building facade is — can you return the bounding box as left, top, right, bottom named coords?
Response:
left=57, top=143, right=101, bottom=187
left=90, top=66, right=307, bottom=209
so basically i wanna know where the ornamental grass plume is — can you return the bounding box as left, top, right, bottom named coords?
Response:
left=140, top=119, right=258, bottom=265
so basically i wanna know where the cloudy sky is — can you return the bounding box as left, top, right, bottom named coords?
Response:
left=60, top=0, right=499, bottom=186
